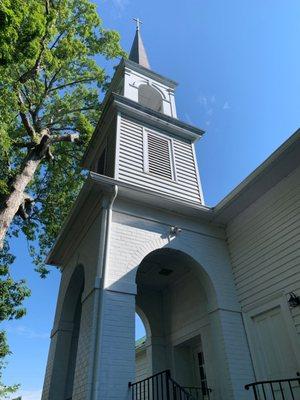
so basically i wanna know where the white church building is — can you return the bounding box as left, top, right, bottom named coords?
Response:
left=41, top=25, right=300, bottom=400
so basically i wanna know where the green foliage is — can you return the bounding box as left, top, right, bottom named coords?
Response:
left=0, top=0, right=47, bottom=66
left=0, top=0, right=125, bottom=392
left=0, top=0, right=125, bottom=268
left=0, top=243, right=30, bottom=322
left=0, top=369, right=19, bottom=399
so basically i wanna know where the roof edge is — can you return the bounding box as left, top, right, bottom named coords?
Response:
left=124, top=59, right=178, bottom=88
left=213, top=128, right=300, bottom=224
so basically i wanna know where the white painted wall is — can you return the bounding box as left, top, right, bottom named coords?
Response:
left=42, top=211, right=103, bottom=400
left=136, top=348, right=149, bottom=381
left=43, top=190, right=256, bottom=400
left=226, top=166, right=300, bottom=379
left=163, top=273, right=208, bottom=338
left=162, top=274, right=211, bottom=388
left=106, top=201, right=254, bottom=400
left=123, top=66, right=177, bottom=118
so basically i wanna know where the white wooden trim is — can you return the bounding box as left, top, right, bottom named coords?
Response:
left=192, top=143, right=205, bottom=205
left=170, top=138, right=178, bottom=182
left=114, top=112, right=121, bottom=179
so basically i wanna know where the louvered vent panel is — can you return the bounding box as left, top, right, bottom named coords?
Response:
left=147, top=133, right=173, bottom=179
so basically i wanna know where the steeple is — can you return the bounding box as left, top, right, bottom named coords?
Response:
left=129, top=18, right=150, bottom=69
left=81, top=20, right=204, bottom=205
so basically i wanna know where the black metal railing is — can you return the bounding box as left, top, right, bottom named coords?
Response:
left=129, top=370, right=204, bottom=400
left=169, top=376, right=197, bottom=400
left=183, top=386, right=212, bottom=400
left=245, top=374, right=300, bottom=399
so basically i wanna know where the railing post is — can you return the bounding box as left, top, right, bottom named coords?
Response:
left=165, top=370, right=171, bottom=400
left=252, top=385, right=259, bottom=400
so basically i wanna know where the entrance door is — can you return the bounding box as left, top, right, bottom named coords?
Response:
left=252, top=306, right=300, bottom=398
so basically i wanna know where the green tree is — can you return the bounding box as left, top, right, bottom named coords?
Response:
left=0, top=0, right=124, bottom=395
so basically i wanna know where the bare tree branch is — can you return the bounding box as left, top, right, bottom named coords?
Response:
left=16, top=194, right=35, bottom=220
left=50, top=133, right=81, bottom=144
left=43, top=106, right=97, bottom=127
left=46, top=67, right=63, bottom=92
left=49, top=30, right=67, bottom=50
left=12, top=141, right=35, bottom=149
left=20, top=88, right=32, bottom=109
left=19, top=45, right=45, bottom=84
left=49, top=10, right=86, bottom=51
left=48, top=77, right=95, bottom=92
left=18, top=93, right=36, bottom=140
left=49, top=127, right=80, bottom=132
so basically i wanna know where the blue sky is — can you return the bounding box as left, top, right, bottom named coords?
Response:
left=4, top=1, right=300, bottom=399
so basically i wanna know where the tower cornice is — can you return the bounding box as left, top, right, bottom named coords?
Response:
left=124, top=59, right=178, bottom=88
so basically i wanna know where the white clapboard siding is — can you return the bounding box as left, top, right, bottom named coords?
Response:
left=118, top=116, right=202, bottom=203
left=226, top=166, right=300, bottom=335
left=135, top=349, right=149, bottom=381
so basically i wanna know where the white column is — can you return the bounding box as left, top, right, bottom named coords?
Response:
left=209, top=309, right=254, bottom=400
left=42, top=322, right=74, bottom=400
left=93, top=288, right=136, bottom=400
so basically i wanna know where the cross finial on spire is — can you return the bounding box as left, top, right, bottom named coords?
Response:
left=129, top=18, right=150, bottom=69
left=133, top=17, right=142, bottom=31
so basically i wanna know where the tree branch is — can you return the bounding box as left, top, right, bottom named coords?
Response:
left=49, top=127, right=80, bottom=132
left=18, top=44, right=45, bottom=84
left=48, top=77, right=95, bottom=92
left=41, top=106, right=97, bottom=127
left=12, top=141, right=35, bottom=149
left=49, top=30, right=66, bottom=50
left=49, top=10, right=85, bottom=51
left=20, top=88, right=32, bottom=109
left=50, top=133, right=81, bottom=144
left=16, top=194, right=34, bottom=220
left=47, top=67, right=63, bottom=92
left=18, top=93, right=36, bottom=140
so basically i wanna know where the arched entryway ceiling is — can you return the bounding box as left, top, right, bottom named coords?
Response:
left=136, top=248, right=217, bottom=311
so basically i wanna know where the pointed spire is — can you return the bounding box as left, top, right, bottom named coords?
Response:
left=129, top=18, right=150, bottom=69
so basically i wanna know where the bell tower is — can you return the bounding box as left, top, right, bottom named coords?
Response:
left=41, top=23, right=254, bottom=400
left=81, top=21, right=204, bottom=205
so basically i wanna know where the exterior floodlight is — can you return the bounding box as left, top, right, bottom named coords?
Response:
left=169, top=226, right=182, bottom=236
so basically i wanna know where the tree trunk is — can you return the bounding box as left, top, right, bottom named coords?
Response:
left=0, top=135, right=49, bottom=250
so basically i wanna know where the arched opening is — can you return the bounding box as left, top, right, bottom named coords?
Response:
left=135, top=311, right=149, bottom=381
left=136, top=313, right=147, bottom=341
left=49, top=265, right=85, bottom=399
left=135, top=248, right=214, bottom=396
left=138, top=84, right=163, bottom=112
